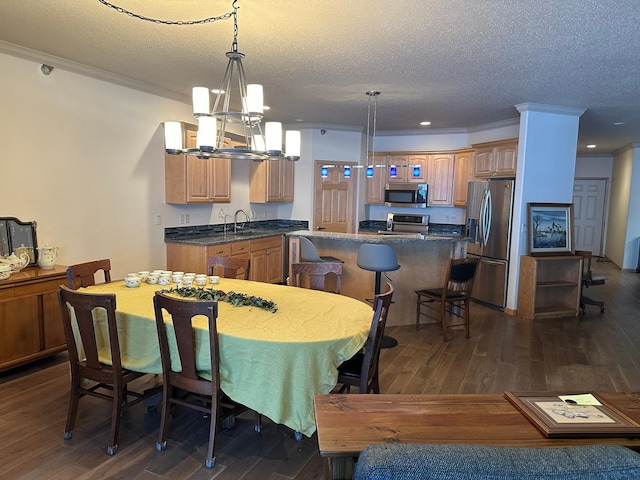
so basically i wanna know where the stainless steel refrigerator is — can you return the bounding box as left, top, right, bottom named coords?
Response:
left=465, top=179, right=515, bottom=309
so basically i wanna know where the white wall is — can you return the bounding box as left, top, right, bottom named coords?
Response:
left=606, top=146, right=640, bottom=270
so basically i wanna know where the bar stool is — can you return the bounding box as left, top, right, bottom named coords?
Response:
left=299, top=236, right=343, bottom=264
left=357, top=244, right=400, bottom=348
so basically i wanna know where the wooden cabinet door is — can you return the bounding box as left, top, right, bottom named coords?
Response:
left=474, top=146, right=494, bottom=177
left=386, top=154, right=411, bottom=182
left=210, top=157, right=231, bottom=203
left=266, top=245, right=283, bottom=284
left=407, top=155, right=428, bottom=183
left=281, top=159, right=295, bottom=202
left=453, top=149, right=474, bottom=207
left=494, top=142, right=517, bottom=176
left=186, top=155, right=212, bottom=202
left=0, top=296, right=40, bottom=364
left=43, top=291, right=65, bottom=349
left=250, top=159, right=294, bottom=203
left=427, top=154, right=454, bottom=206
left=365, top=155, right=387, bottom=204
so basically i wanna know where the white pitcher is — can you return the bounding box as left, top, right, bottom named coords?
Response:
left=37, top=245, right=59, bottom=269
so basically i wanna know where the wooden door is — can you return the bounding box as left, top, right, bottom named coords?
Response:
left=427, top=154, right=454, bottom=206
left=573, top=178, right=607, bottom=256
left=313, top=161, right=356, bottom=233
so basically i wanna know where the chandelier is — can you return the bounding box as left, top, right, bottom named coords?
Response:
left=98, top=0, right=300, bottom=162
left=321, top=91, right=420, bottom=178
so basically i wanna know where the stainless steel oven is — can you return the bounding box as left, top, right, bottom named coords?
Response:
left=378, top=213, right=430, bottom=235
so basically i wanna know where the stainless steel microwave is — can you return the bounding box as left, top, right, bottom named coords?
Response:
left=384, top=183, right=428, bottom=208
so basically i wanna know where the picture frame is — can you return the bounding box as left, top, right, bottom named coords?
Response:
left=527, top=203, right=573, bottom=256
left=505, top=392, right=640, bottom=438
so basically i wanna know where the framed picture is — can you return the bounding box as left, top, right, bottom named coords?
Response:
left=527, top=203, right=573, bottom=256
left=505, top=392, right=640, bottom=438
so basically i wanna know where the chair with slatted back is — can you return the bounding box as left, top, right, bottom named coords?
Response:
left=575, top=250, right=606, bottom=313
left=58, top=284, right=154, bottom=455
left=66, top=259, right=112, bottom=289
left=415, top=257, right=479, bottom=341
left=336, top=283, right=394, bottom=394
left=153, top=292, right=256, bottom=469
left=290, top=261, right=343, bottom=293
left=207, top=256, right=250, bottom=280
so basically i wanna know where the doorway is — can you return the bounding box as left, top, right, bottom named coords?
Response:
left=572, top=178, right=607, bottom=256
left=313, top=160, right=357, bottom=233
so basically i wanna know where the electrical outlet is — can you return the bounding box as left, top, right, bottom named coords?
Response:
left=179, top=214, right=185, bottom=225
left=185, top=214, right=190, bottom=224
left=155, top=214, right=161, bottom=225
left=218, top=208, right=225, bottom=219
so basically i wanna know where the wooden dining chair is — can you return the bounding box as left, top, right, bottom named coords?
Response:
left=290, top=261, right=343, bottom=293
left=415, top=257, right=479, bottom=341
left=336, top=283, right=394, bottom=394
left=575, top=250, right=606, bottom=313
left=66, top=259, right=112, bottom=289
left=207, top=255, right=250, bottom=280
left=58, top=285, right=155, bottom=455
left=153, top=292, right=257, bottom=469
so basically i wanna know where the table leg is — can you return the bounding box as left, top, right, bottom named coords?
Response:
left=326, top=456, right=354, bottom=480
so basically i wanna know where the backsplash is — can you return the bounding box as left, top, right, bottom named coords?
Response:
left=358, top=220, right=464, bottom=236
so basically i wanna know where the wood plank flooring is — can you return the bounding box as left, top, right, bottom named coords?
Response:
left=1, top=259, right=639, bottom=479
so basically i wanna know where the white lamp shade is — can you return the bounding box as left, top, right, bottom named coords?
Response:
left=196, top=116, right=217, bottom=149
left=164, top=122, right=183, bottom=151
left=265, top=122, right=282, bottom=152
left=253, top=134, right=266, bottom=151
left=285, top=130, right=301, bottom=157
left=192, top=87, right=210, bottom=115
left=246, top=84, right=264, bottom=114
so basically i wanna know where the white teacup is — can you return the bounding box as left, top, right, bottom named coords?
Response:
left=172, top=272, right=184, bottom=284
left=137, top=271, right=150, bottom=282
left=147, top=275, right=159, bottom=285
left=195, top=275, right=208, bottom=286
left=124, top=276, right=141, bottom=288
left=158, top=275, right=171, bottom=286
left=209, top=275, right=220, bottom=285
left=181, top=276, right=194, bottom=287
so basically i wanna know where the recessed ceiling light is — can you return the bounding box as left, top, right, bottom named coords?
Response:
left=420, top=121, right=431, bottom=126
left=586, top=144, right=596, bottom=149
left=613, top=121, right=625, bottom=126
left=211, top=89, right=225, bottom=94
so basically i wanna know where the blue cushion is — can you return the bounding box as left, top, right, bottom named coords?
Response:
left=354, top=443, right=640, bottom=479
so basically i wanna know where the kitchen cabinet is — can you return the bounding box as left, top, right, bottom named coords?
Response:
left=250, top=236, right=284, bottom=284
left=426, top=153, right=454, bottom=206
left=249, top=158, right=295, bottom=203
left=517, top=255, right=582, bottom=320
left=453, top=149, right=475, bottom=207
left=365, top=155, right=386, bottom=205
left=0, top=266, right=67, bottom=371
left=472, top=139, right=518, bottom=178
left=164, top=122, right=232, bottom=204
left=166, top=235, right=284, bottom=284
left=365, top=153, right=427, bottom=204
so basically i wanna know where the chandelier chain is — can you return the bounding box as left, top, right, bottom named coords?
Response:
left=97, top=0, right=235, bottom=26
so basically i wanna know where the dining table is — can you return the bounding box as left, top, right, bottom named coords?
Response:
left=77, top=278, right=373, bottom=437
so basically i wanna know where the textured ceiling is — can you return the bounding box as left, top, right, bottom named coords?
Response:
left=1, top=0, right=640, bottom=154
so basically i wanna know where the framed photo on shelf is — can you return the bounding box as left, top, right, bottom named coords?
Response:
left=504, top=392, right=640, bottom=438
left=527, top=203, right=574, bottom=256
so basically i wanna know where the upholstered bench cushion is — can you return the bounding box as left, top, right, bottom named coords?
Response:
left=353, top=443, right=640, bottom=479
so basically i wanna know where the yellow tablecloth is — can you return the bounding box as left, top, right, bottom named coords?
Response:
left=81, top=278, right=372, bottom=437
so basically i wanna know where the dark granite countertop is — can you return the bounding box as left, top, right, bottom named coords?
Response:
left=164, top=220, right=309, bottom=246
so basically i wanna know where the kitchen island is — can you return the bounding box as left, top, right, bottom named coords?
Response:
left=287, top=231, right=467, bottom=327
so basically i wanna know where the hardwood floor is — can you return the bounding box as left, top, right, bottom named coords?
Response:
left=1, top=259, right=639, bottom=479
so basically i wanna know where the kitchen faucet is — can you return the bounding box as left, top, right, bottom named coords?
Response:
left=234, top=209, right=251, bottom=234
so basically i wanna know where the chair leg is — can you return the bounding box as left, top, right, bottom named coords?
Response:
left=64, top=372, right=81, bottom=440
left=107, top=382, right=125, bottom=456
left=255, top=412, right=262, bottom=433
left=204, top=399, right=220, bottom=468
left=156, top=384, right=171, bottom=452
left=416, top=295, right=421, bottom=331
left=464, top=300, right=470, bottom=338
left=440, top=301, right=448, bottom=341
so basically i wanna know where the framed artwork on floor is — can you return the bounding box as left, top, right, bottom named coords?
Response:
left=527, top=203, right=573, bottom=256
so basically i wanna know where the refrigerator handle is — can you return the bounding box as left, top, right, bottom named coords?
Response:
left=483, top=189, right=492, bottom=246
left=478, top=190, right=487, bottom=245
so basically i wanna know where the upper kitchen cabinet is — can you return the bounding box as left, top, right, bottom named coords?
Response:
left=386, top=154, right=428, bottom=183
left=472, top=139, right=518, bottom=178
left=453, top=148, right=475, bottom=207
left=426, top=153, right=454, bottom=206
left=165, top=123, right=231, bottom=204
left=250, top=158, right=295, bottom=203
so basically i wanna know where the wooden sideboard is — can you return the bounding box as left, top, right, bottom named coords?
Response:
left=0, top=265, right=67, bottom=371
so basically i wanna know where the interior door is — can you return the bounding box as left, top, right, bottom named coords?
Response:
left=313, top=161, right=356, bottom=233
left=573, top=178, right=607, bottom=256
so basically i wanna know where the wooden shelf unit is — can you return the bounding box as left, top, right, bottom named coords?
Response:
left=517, top=255, right=582, bottom=320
